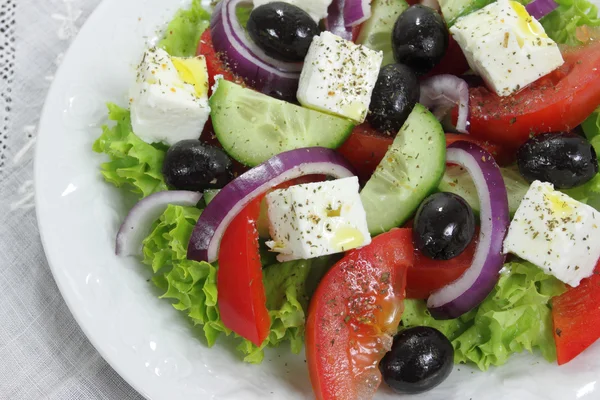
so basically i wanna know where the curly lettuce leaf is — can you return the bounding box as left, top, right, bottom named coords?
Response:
left=92, top=104, right=167, bottom=198
left=561, top=108, right=600, bottom=210
left=142, top=204, right=333, bottom=363
left=540, top=0, right=600, bottom=45
left=402, top=261, right=566, bottom=371
left=159, top=0, right=211, bottom=57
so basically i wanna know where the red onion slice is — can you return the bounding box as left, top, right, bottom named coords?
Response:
left=420, top=74, right=470, bottom=134
left=324, top=0, right=353, bottom=41
left=116, top=191, right=203, bottom=257
left=427, top=141, right=509, bottom=319
left=344, top=0, right=372, bottom=27
left=526, top=0, right=558, bottom=20
left=211, top=0, right=302, bottom=97
left=187, top=147, right=356, bottom=263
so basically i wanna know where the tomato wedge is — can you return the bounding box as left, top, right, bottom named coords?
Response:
left=338, top=126, right=510, bottom=182
left=423, top=35, right=470, bottom=79
left=468, top=38, right=600, bottom=147
left=552, top=261, right=600, bottom=365
left=196, top=29, right=242, bottom=94
left=218, top=176, right=326, bottom=345
left=337, top=123, right=393, bottom=182
left=218, top=197, right=270, bottom=346
left=406, top=236, right=477, bottom=299
left=306, top=229, right=414, bottom=400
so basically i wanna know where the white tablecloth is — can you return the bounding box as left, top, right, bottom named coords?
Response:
left=0, top=0, right=142, bottom=398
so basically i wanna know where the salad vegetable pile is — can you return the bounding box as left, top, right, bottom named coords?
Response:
left=94, top=0, right=600, bottom=397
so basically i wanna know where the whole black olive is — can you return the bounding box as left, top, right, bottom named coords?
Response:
left=163, top=140, right=233, bottom=191
left=379, top=327, right=454, bottom=394
left=392, top=5, right=449, bottom=75
left=247, top=2, right=319, bottom=62
left=413, top=192, right=475, bottom=260
left=368, top=64, right=420, bottom=135
left=517, top=132, right=599, bottom=189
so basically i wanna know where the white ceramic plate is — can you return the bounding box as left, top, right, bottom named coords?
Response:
left=35, top=0, right=600, bottom=399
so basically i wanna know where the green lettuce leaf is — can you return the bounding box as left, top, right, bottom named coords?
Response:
left=561, top=107, right=600, bottom=211
left=142, top=204, right=333, bottom=363
left=402, top=261, right=566, bottom=371
left=540, top=0, right=600, bottom=45
left=92, top=104, right=168, bottom=198
left=159, top=0, right=211, bottom=57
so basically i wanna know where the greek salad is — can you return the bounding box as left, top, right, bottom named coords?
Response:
left=93, top=0, right=600, bottom=397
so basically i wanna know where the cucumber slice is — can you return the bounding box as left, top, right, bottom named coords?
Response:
left=210, top=80, right=355, bottom=167
left=360, top=104, right=446, bottom=235
left=438, top=164, right=529, bottom=217
left=357, top=0, right=409, bottom=66
left=203, top=189, right=220, bottom=205
left=439, top=0, right=494, bottom=26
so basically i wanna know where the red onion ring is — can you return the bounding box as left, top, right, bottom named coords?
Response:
left=344, top=0, right=372, bottom=27
left=324, top=0, right=353, bottom=41
left=427, top=141, right=509, bottom=319
left=187, top=147, right=356, bottom=263
left=526, top=0, right=559, bottom=20
left=116, top=191, right=203, bottom=257
left=210, top=0, right=302, bottom=97
left=420, top=74, right=470, bottom=134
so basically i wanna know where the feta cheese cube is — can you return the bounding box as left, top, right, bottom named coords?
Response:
left=450, top=0, right=564, bottom=97
left=266, top=177, right=372, bottom=262
left=503, top=181, right=600, bottom=287
left=252, top=0, right=333, bottom=22
left=130, top=48, right=210, bottom=146
left=297, top=32, right=383, bottom=123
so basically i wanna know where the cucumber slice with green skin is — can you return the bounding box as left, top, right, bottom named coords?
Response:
left=439, top=0, right=494, bottom=26
left=210, top=80, right=355, bottom=167
left=357, top=0, right=409, bottom=66
left=203, top=189, right=220, bottom=205
left=360, top=104, right=446, bottom=235
left=438, top=164, right=530, bottom=217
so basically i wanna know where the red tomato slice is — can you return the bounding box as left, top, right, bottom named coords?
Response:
left=423, top=34, right=470, bottom=79
left=406, top=234, right=477, bottom=299
left=337, top=123, right=393, bottom=182
left=306, top=229, right=414, bottom=400
left=338, top=125, right=510, bottom=182
left=196, top=29, right=243, bottom=94
left=217, top=175, right=327, bottom=345
left=467, top=38, right=600, bottom=147
left=218, top=197, right=270, bottom=346
left=552, top=261, right=600, bottom=365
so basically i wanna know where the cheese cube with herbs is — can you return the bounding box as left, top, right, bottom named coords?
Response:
left=130, top=48, right=210, bottom=146
left=450, top=0, right=564, bottom=97
left=297, top=31, right=383, bottom=123
left=265, top=177, right=372, bottom=262
left=503, top=181, right=600, bottom=287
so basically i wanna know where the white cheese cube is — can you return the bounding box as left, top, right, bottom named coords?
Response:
left=297, top=31, right=383, bottom=123
left=266, top=177, right=372, bottom=262
left=252, top=0, right=333, bottom=22
left=450, top=0, right=564, bottom=97
left=503, top=181, right=600, bottom=287
left=130, top=48, right=210, bottom=146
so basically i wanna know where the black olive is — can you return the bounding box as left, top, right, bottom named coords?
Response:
left=368, top=64, right=420, bottom=135
left=379, top=327, right=454, bottom=394
left=392, top=5, right=448, bottom=75
left=517, top=132, right=599, bottom=189
left=163, top=140, right=233, bottom=191
left=247, top=2, right=319, bottom=62
left=413, top=192, right=475, bottom=260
